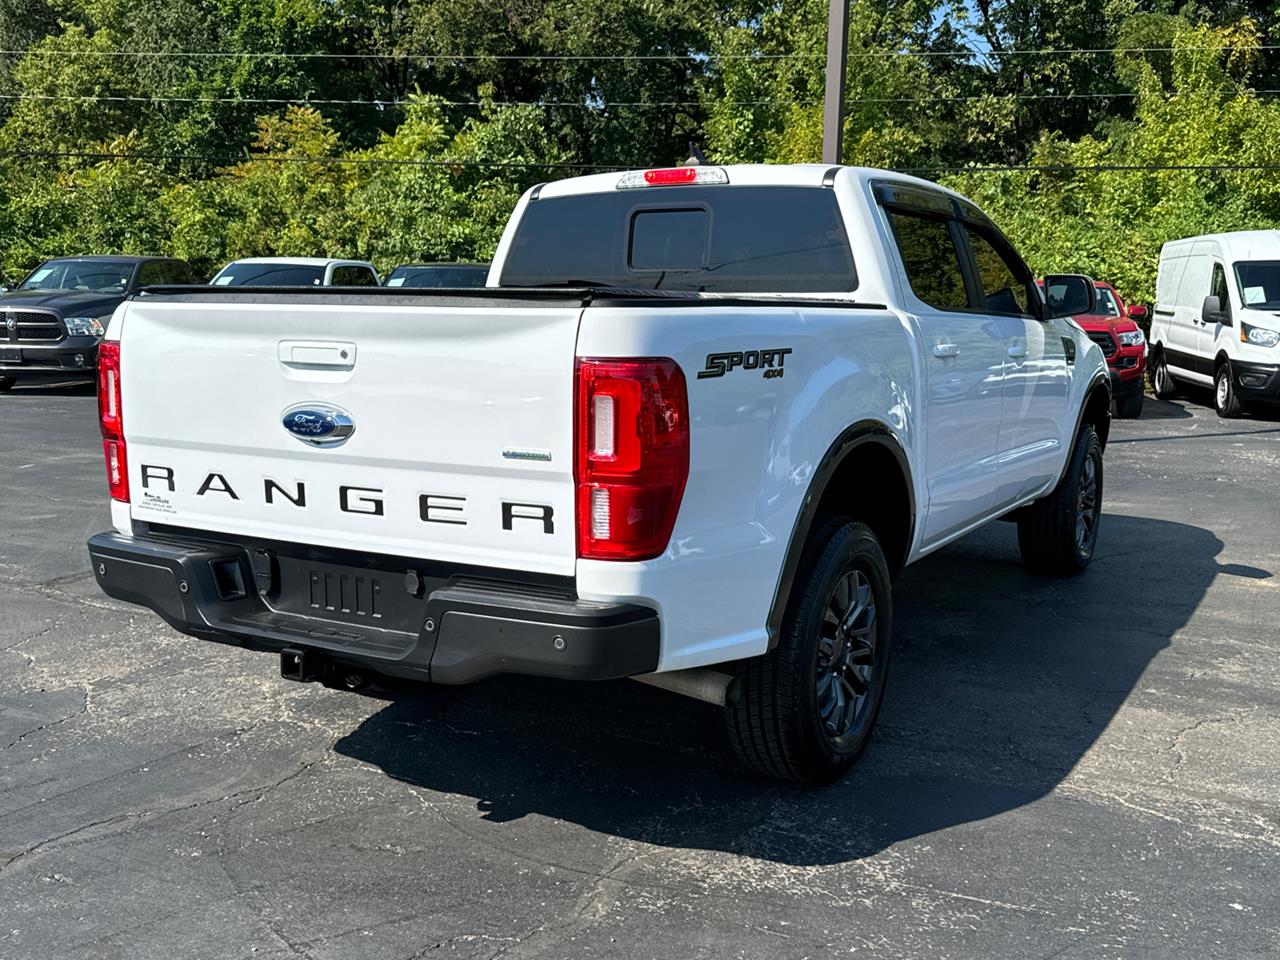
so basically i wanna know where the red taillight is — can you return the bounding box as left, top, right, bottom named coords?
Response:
left=97, top=342, right=129, bottom=502
left=575, top=358, right=689, bottom=561
left=643, top=167, right=698, bottom=186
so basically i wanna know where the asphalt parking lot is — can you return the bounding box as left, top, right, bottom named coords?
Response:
left=2, top=383, right=1278, bottom=960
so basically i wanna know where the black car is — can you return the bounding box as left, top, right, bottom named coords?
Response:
left=0, top=256, right=194, bottom=392
left=383, top=262, right=490, bottom=288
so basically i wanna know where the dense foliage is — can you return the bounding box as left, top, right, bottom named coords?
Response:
left=0, top=0, right=1276, bottom=297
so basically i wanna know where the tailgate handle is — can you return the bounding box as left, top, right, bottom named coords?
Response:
left=278, top=340, right=357, bottom=369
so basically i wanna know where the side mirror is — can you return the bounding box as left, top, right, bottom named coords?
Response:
left=1201, top=295, right=1228, bottom=326
left=1127, top=304, right=1148, bottom=321
left=1043, top=274, right=1097, bottom=319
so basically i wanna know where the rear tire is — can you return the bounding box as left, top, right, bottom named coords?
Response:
left=1214, top=362, right=1243, bottom=418
left=1017, top=424, right=1103, bottom=576
left=0, top=377, right=14, bottom=393
left=1115, top=393, right=1144, bottom=419
left=1151, top=350, right=1178, bottom=399
left=724, top=520, right=893, bottom=785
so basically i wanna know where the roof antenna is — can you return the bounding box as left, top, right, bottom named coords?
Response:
left=685, top=142, right=708, bottom=166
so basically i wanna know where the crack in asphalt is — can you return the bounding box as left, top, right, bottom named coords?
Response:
left=0, top=732, right=328, bottom=876
left=1, top=688, right=90, bottom=751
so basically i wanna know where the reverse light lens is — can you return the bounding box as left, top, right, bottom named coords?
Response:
left=575, top=357, right=690, bottom=560
left=592, top=394, right=616, bottom=456
left=64, top=316, right=106, bottom=337
left=1116, top=329, right=1145, bottom=347
left=616, top=167, right=730, bottom=189
left=1241, top=320, right=1280, bottom=347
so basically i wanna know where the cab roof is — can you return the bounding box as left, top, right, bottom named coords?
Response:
left=534, top=163, right=960, bottom=200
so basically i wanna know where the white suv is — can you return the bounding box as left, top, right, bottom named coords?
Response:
left=1149, top=231, right=1280, bottom=417
left=211, top=258, right=380, bottom=288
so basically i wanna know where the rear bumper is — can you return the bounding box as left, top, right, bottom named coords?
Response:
left=87, top=529, right=660, bottom=684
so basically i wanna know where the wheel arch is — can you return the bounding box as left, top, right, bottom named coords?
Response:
left=765, top=420, right=915, bottom=648
left=1214, top=349, right=1231, bottom=374
left=1082, top=374, right=1112, bottom=450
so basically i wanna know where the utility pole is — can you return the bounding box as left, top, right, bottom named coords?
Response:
left=822, top=0, right=851, bottom=164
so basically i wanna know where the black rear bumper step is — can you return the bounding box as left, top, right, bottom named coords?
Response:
left=88, top=530, right=660, bottom=684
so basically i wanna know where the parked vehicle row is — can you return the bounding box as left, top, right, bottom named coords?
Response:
left=0, top=255, right=489, bottom=390
left=86, top=162, right=1111, bottom=784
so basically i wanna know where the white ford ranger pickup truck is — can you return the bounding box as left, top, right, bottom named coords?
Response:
left=88, top=164, right=1110, bottom=784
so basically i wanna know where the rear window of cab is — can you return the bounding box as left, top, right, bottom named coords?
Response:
left=498, top=186, right=857, bottom=293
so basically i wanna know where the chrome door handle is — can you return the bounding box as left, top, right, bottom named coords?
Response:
left=932, top=343, right=960, bottom=358
left=1007, top=344, right=1028, bottom=359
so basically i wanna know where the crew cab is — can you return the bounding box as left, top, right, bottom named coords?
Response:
left=87, top=165, right=1110, bottom=784
left=1044, top=279, right=1148, bottom=418
left=0, top=256, right=194, bottom=392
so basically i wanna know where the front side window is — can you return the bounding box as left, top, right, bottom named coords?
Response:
left=1211, top=263, right=1233, bottom=322
left=886, top=212, right=968, bottom=310
left=137, top=262, right=167, bottom=287
left=965, top=228, right=1033, bottom=316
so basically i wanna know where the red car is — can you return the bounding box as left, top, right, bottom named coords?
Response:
left=1042, top=279, right=1148, bottom=418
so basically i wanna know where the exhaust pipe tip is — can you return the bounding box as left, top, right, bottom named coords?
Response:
left=633, top=668, right=738, bottom=707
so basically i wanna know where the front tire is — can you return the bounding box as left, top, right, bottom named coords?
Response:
left=1214, top=362, right=1243, bottom=418
left=1115, top=392, right=1144, bottom=419
left=724, top=520, right=893, bottom=785
left=1151, top=350, right=1178, bottom=399
left=0, top=377, right=14, bottom=393
left=1017, top=424, right=1103, bottom=575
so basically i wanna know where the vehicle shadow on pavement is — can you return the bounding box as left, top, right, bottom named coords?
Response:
left=335, top=514, right=1225, bottom=866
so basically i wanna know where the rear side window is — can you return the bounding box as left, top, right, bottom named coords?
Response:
left=333, top=266, right=378, bottom=286
left=886, top=212, right=968, bottom=310
left=965, top=227, right=1033, bottom=316
left=499, top=186, right=856, bottom=292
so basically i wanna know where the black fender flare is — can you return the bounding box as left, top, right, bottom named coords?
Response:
left=1053, top=370, right=1111, bottom=488
left=765, top=420, right=915, bottom=648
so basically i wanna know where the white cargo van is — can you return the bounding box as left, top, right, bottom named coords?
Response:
left=1149, top=231, right=1280, bottom=417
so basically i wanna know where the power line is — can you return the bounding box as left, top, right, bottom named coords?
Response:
left=6, top=150, right=1280, bottom=174
left=1, top=44, right=1278, bottom=62
left=0, top=49, right=809, bottom=62
left=0, top=149, right=629, bottom=169
left=903, top=163, right=1280, bottom=173
left=6, top=87, right=1276, bottom=109
left=0, top=93, right=807, bottom=108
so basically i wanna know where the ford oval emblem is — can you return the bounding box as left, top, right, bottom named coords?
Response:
left=281, top=403, right=355, bottom=447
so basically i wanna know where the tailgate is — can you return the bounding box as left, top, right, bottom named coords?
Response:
left=118, top=293, right=584, bottom=576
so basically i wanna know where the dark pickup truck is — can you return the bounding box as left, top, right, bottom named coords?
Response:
left=0, top=256, right=194, bottom=392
